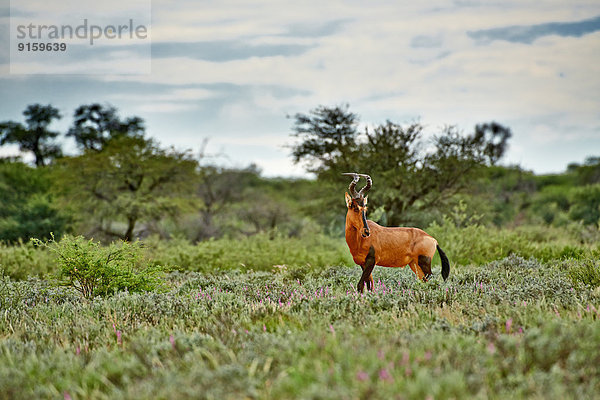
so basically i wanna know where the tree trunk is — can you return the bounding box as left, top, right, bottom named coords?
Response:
left=124, top=217, right=136, bottom=242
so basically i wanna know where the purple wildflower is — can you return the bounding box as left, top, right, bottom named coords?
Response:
left=379, top=368, right=391, bottom=381
left=356, top=371, right=368, bottom=381
left=505, top=318, right=512, bottom=333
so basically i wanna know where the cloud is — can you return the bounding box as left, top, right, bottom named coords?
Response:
left=2, top=1, right=599, bottom=176
left=410, top=34, right=443, bottom=48
left=280, top=19, right=350, bottom=38
left=468, top=15, right=600, bottom=44
left=151, top=41, right=314, bottom=61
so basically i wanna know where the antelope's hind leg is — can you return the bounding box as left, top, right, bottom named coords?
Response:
left=409, top=260, right=427, bottom=282
left=357, top=246, right=376, bottom=293
left=418, top=255, right=432, bottom=282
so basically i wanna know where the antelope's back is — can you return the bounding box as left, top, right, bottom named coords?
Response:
left=371, top=224, right=437, bottom=267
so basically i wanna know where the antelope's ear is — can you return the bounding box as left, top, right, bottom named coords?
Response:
left=345, top=192, right=352, bottom=208
left=363, top=195, right=368, bottom=206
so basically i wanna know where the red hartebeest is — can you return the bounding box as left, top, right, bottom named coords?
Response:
left=343, top=173, right=450, bottom=292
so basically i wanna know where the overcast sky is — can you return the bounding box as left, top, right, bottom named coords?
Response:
left=1, top=0, right=599, bottom=176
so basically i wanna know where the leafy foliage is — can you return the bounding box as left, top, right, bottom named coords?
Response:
left=67, top=103, right=145, bottom=151
left=568, top=184, right=600, bottom=226
left=290, top=104, right=360, bottom=172
left=567, top=156, right=600, bottom=185
left=0, top=240, right=55, bottom=280
left=289, top=105, right=511, bottom=225
left=147, top=232, right=353, bottom=273
left=0, top=161, right=70, bottom=242
left=53, top=135, right=198, bottom=241
left=0, top=104, right=62, bottom=166
left=529, top=183, right=600, bottom=227
left=426, top=202, right=599, bottom=265
left=568, top=258, right=600, bottom=288
left=31, top=234, right=164, bottom=298
left=193, top=164, right=263, bottom=240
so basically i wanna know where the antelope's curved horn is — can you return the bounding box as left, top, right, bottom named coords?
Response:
left=342, top=173, right=360, bottom=197
left=358, top=174, right=372, bottom=197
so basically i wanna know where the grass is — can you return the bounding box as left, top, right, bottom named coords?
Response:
left=1, top=251, right=600, bottom=399
left=1, top=225, right=598, bottom=280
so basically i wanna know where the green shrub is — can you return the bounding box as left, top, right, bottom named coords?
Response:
left=32, top=234, right=164, bottom=298
left=568, top=184, right=600, bottom=226
left=0, top=240, right=55, bottom=280
left=0, top=161, right=70, bottom=243
left=427, top=203, right=598, bottom=265
left=567, top=258, right=600, bottom=288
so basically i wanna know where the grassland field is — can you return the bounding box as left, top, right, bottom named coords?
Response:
left=0, top=226, right=599, bottom=399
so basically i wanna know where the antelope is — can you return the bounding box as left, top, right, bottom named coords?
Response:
left=343, top=173, right=450, bottom=292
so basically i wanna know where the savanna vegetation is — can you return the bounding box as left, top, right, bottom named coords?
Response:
left=1, top=103, right=599, bottom=399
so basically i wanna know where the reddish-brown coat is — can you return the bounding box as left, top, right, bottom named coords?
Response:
left=344, top=193, right=438, bottom=281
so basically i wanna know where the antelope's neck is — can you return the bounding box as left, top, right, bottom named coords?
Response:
left=345, top=209, right=363, bottom=241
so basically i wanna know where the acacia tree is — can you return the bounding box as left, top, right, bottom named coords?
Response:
left=290, top=104, right=360, bottom=173
left=67, top=103, right=144, bottom=151
left=290, top=105, right=512, bottom=226
left=54, top=135, right=198, bottom=241
left=0, top=104, right=63, bottom=166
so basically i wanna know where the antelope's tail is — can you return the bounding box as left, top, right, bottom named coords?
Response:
left=436, top=244, right=450, bottom=281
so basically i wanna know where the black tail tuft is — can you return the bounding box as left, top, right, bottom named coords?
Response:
left=437, top=245, right=450, bottom=281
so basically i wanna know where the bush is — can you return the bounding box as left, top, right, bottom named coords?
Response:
left=567, top=258, right=600, bottom=288
left=32, top=234, right=164, bottom=298
left=0, top=161, right=70, bottom=243
left=568, top=184, right=600, bottom=226
left=426, top=203, right=599, bottom=265
left=0, top=240, right=55, bottom=280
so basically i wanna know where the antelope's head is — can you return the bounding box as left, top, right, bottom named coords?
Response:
left=343, top=173, right=372, bottom=238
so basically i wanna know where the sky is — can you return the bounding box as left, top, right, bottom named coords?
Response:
left=1, top=0, right=599, bottom=177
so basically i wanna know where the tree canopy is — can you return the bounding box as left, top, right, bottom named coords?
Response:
left=67, top=103, right=145, bottom=151
left=1, top=101, right=598, bottom=243
left=0, top=104, right=63, bottom=166
left=53, top=135, right=198, bottom=241
left=289, top=105, right=512, bottom=225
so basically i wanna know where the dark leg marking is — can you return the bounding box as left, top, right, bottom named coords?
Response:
left=367, top=272, right=374, bottom=291
left=358, top=246, right=376, bottom=293
left=360, top=265, right=374, bottom=291
left=359, top=265, right=366, bottom=290
left=418, top=255, right=432, bottom=282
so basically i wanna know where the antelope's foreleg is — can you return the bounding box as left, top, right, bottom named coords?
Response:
left=358, top=266, right=366, bottom=292
left=367, top=273, right=374, bottom=291
left=359, top=266, right=374, bottom=291
left=357, top=246, right=376, bottom=293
